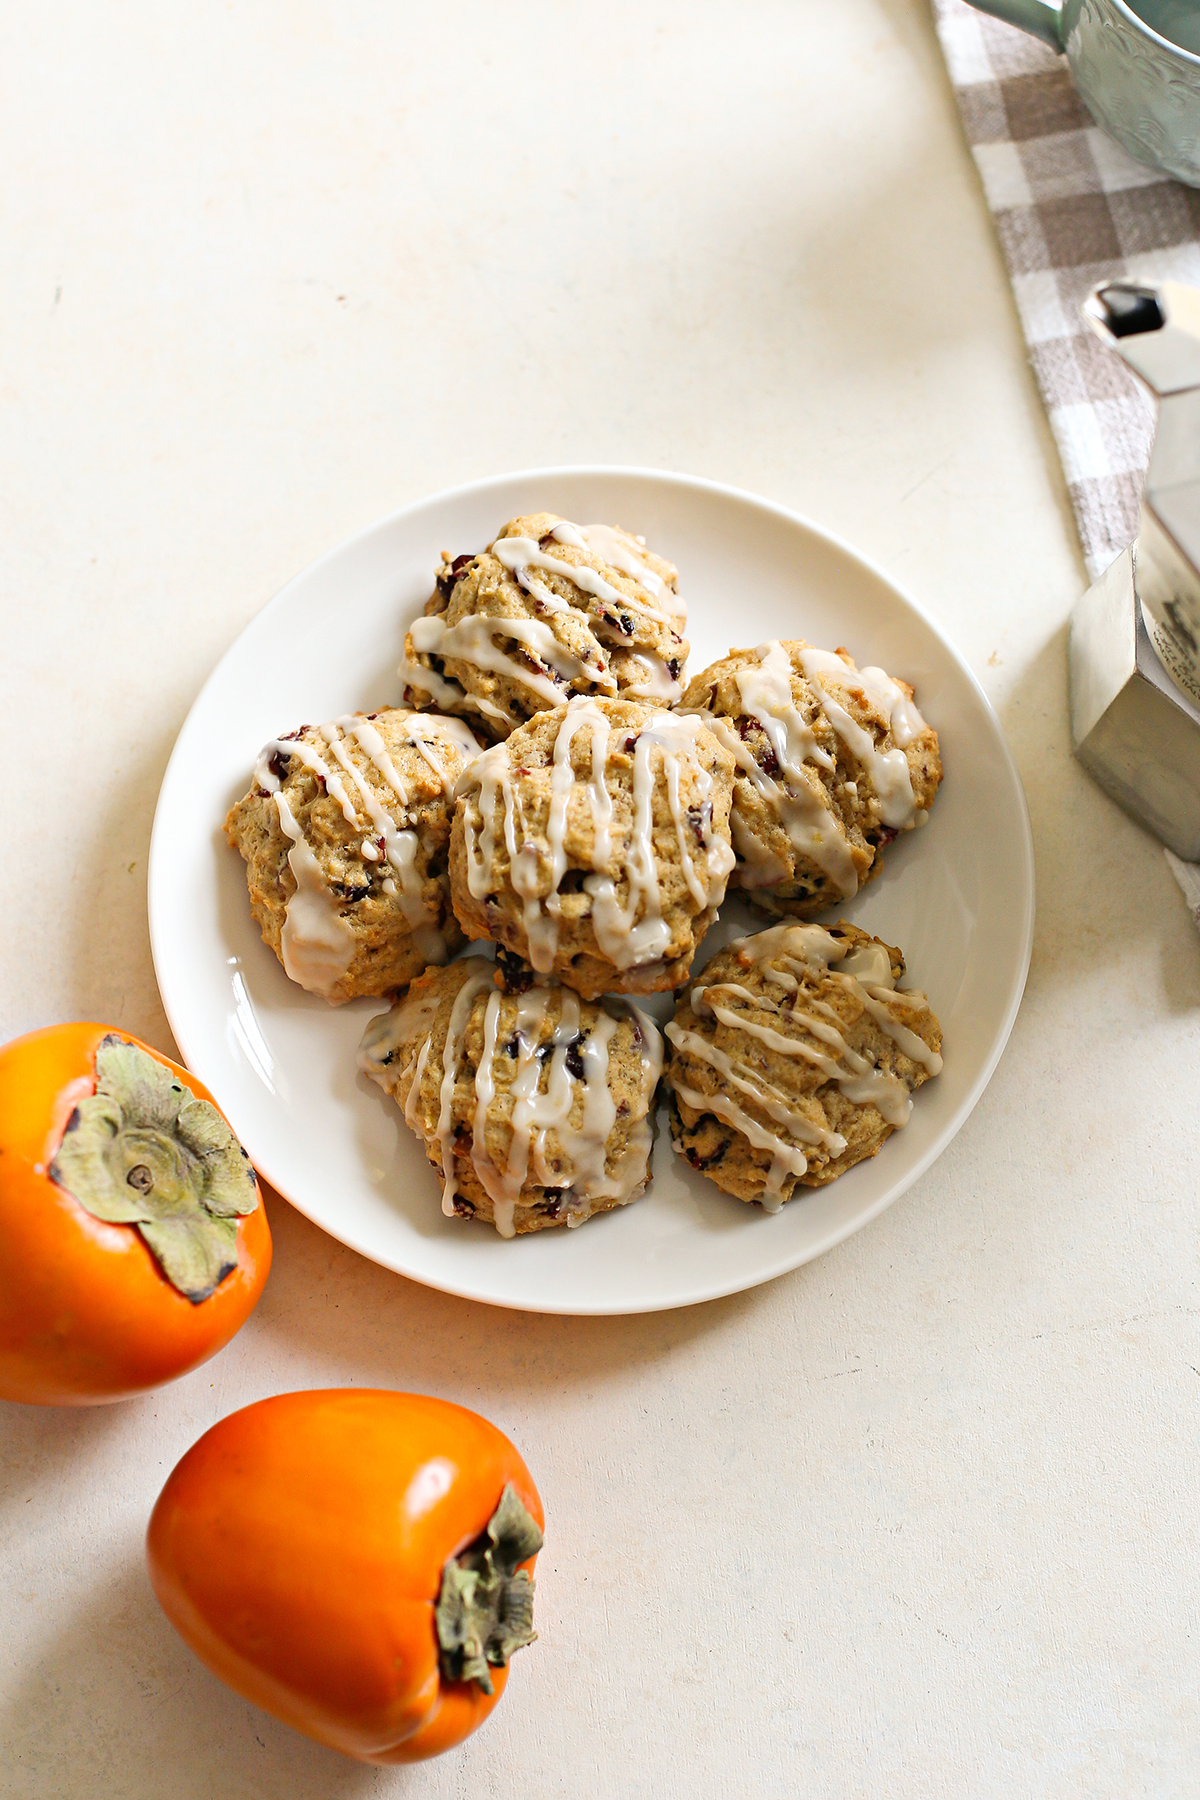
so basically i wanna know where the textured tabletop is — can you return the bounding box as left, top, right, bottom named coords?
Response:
left=3, top=2, right=1198, bottom=1795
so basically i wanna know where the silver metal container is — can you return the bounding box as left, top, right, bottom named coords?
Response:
left=1069, top=280, right=1200, bottom=858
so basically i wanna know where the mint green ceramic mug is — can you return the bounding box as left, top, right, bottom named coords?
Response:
left=965, top=0, right=1200, bottom=185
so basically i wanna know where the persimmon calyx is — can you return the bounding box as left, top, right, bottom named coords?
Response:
left=435, top=1483, right=544, bottom=1695
left=49, top=1035, right=259, bottom=1304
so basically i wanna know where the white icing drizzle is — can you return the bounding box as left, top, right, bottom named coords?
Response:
left=623, top=651, right=682, bottom=701
left=470, top=986, right=623, bottom=1236
left=273, top=793, right=357, bottom=995
left=460, top=698, right=734, bottom=975
left=670, top=1073, right=810, bottom=1212
left=729, top=809, right=789, bottom=886
left=433, top=967, right=496, bottom=1215
left=406, top=520, right=686, bottom=715
left=404, top=1037, right=432, bottom=1129
left=401, top=715, right=482, bottom=793
left=550, top=521, right=666, bottom=598
left=693, top=641, right=859, bottom=897
left=430, top=714, right=485, bottom=758
left=359, top=971, right=663, bottom=1237
left=496, top=526, right=684, bottom=701
left=409, top=611, right=608, bottom=708
left=671, top=924, right=941, bottom=1201
left=837, top=940, right=893, bottom=985
left=255, top=712, right=475, bottom=987
left=778, top=933, right=942, bottom=1077
left=470, top=989, right=513, bottom=1235
left=495, top=531, right=667, bottom=627
left=612, top=1002, right=666, bottom=1201
left=666, top=1023, right=846, bottom=1155
left=733, top=922, right=845, bottom=969
left=258, top=734, right=360, bottom=824
left=590, top=712, right=734, bottom=968
left=795, top=647, right=927, bottom=831
left=733, top=922, right=942, bottom=1099
left=400, top=651, right=515, bottom=732
left=358, top=983, right=444, bottom=1077
left=847, top=982, right=943, bottom=1074
left=854, top=665, right=929, bottom=748
left=554, top=522, right=688, bottom=626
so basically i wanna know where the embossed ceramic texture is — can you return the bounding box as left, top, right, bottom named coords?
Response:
left=965, top=0, right=1200, bottom=186
left=1068, top=0, right=1200, bottom=185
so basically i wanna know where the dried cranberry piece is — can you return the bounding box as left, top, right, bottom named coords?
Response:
left=685, top=1140, right=728, bottom=1171
left=435, top=554, right=475, bottom=599
left=735, top=715, right=779, bottom=776
left=496, top=946, right=534, bottom=993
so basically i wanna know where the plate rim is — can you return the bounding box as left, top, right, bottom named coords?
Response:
left=148, top=463, right=1036, bottom=1314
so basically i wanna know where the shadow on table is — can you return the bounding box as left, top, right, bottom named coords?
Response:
left=251, top=1178, right=776, bottom=1403
left=0, top=1556, right=423, bottom=1800
left=991, top=623, right=1200, bottom=1016
left=0, top=1208, right=794, bottom=1800
left=0, top=1401, right=138, bottom=1528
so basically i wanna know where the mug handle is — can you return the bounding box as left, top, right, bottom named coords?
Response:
left=959, top=0, right=1064, bottom=51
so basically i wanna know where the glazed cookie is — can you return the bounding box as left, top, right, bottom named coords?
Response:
left=679, top=640, right=941, bottom=919
left=450, top=696, right=736, bottom=1000
left=226, top=709, right=482, bottom=1004
left=400, top=512, right=689, bottom=742
left=358, top=953, right=664, bottom=1237
left=664, top=921, right=942, bottom=1209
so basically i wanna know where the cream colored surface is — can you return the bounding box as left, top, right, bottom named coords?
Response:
left=2, top=1, right=1198, bottom=1794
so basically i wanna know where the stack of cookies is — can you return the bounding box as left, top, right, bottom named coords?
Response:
left=226, top=513, right=945, bottom=1237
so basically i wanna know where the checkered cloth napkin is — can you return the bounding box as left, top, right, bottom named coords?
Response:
left=933, top=0, right=1200, bottom=578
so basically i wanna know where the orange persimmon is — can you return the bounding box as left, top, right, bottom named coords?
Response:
left=0, top=1022, right=270, bottom=1404
left=146, top=1389, right=545, bottom=1764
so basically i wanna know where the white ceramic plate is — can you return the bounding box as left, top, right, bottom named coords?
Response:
left=149, top=468, right=1034, bottom=1315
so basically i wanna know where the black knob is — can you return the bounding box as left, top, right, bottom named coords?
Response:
left=1096, top=284, right=1165, bottom=338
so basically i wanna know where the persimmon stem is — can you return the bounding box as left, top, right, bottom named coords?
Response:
left=435, top=1484, right=543, bottom=1694
left=49, top=1035, right=259, bottom=1303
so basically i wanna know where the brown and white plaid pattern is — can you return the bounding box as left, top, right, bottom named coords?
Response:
left=934, top=0, right=1200, bottom=576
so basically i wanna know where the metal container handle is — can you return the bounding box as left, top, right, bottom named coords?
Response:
left=957, top=0, right=1064, bottom=51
